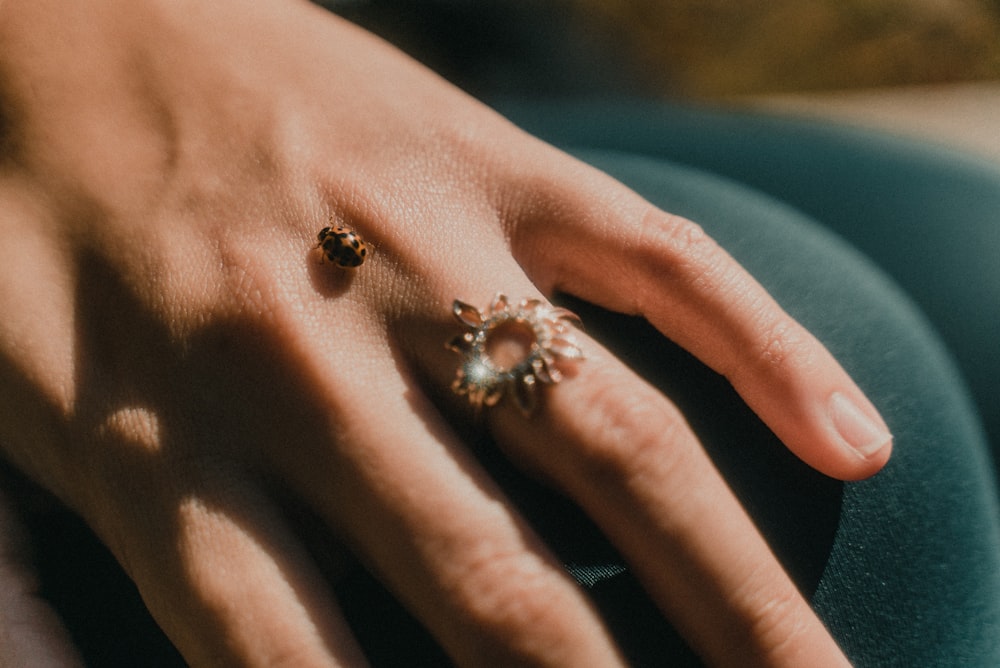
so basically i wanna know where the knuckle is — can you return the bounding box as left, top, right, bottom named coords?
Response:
left=635, top=209, right=725, bottom=286
left=443, top=547, right=586, bottom=662
left=743, top=585, right=813, bottom=662
left=640, top=209, right=712, bottom=259
left=727, top=562, right=816, bottom=662
left=569, top=370, right=693, bottom=491
left=744, top=311, right=816, bottom=382
left=450, top=547, right=563, bottom=631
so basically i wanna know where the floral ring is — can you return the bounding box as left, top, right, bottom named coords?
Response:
left=446, top=294, right=584, bottom=415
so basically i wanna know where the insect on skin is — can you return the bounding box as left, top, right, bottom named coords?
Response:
left=316, top=225, right=368, bottom=268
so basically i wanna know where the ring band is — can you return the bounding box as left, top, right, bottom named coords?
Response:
left=446, top=293, right=584, bottom=415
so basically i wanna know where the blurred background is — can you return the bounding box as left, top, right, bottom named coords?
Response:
left=325, top=0, right=1000, bottom=161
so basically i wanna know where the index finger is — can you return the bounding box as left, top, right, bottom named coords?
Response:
left=509, top=158, right=892, bottom=481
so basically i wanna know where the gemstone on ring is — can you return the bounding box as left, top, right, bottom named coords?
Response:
left=446, top=293, right=584, bottom=415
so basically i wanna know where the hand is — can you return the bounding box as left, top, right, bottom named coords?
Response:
left=0, top=1, right=890, bottom=665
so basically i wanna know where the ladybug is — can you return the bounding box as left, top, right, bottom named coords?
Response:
left=316, top=225, right=368, bottom=268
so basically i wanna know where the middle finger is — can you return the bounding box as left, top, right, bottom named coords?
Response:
left=489, top=333, right=850, bottom=667
left=277, top=348, right=626, bottom=666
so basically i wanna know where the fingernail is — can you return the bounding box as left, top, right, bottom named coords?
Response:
left=829, top=392, right=892, bottom=457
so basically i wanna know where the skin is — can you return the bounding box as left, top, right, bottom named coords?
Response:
left=0, top=487, right=84, bottom=667
left=0, top=0, right=892, bottom=665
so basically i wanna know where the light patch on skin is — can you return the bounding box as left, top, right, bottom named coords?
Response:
left=170, top=491, right=351, bottom=666
left=0, top=185, right=78, bottom=415
left=97, top=405, right=164, bottom=455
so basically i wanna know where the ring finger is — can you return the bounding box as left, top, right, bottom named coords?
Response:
left=415, top=283, right=849, bottom=666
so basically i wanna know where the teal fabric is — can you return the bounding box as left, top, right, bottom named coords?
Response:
left=561, top=149, right=1000, bottom=666
left=22, top=109, right=1000, bottom=666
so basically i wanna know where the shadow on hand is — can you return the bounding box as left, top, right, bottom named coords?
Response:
left=10, top=252, right=841, bottom=668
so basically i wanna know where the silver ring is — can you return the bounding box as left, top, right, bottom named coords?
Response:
left=446, top=294, right=584, bottom=415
